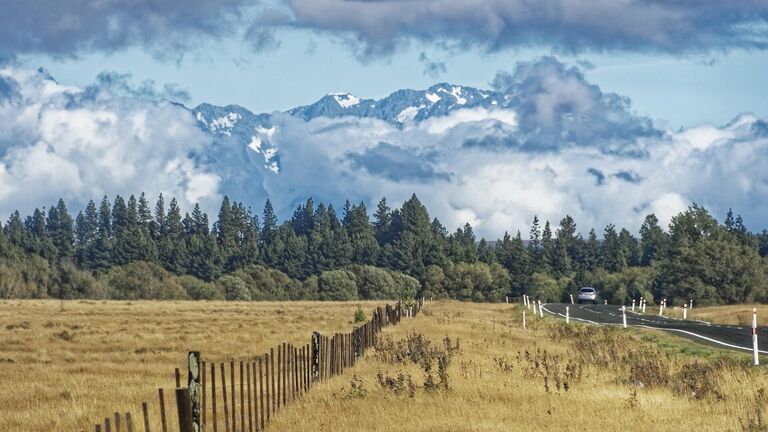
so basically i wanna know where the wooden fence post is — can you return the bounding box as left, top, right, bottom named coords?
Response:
left=230, top=361, right=235, bottom=432
left=211, top=363, right=218, bottom=432
left=187, top=352, right=201, bottom=432
left=311, top=332, right=320, bottom=381
left=141, top=402, right=150, bottom=432
left=221, top=363, right=230, bottom=432
left=239, top=361, right=245, bottom=431
left=270, top=348, right=276, bottom=416
left=176, top=388, right=194, bottom=432
left=201, top=361, right=207, bottom=430
left=159, top=389, right=168, bottom=432
left=258, top=357, right=265, bottom=430
left=246, top=362, right=253, bottom=432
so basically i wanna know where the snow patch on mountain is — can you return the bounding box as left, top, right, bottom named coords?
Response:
left=426, top=92, right=441, bottom=103
left=395, top=106, right=423, bottom=124
left=330, top=93, right=361, bottom=108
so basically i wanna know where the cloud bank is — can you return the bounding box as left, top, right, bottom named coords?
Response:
left=1, top=58, right=767, bottom=239
left=0, top=67, right=222, bottom=218
left=0, top=0, right=250, bottom=58
left=2, top=1, right=767, bottom=59
left=282, top=0, right=768, bottom=57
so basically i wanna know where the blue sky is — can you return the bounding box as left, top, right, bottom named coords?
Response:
left=20, top=32, right=768, bottom=129
left=2, top=1, right=768, bottom=236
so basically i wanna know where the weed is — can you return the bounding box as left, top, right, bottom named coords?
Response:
left=376, top=371, right=416, bottom=397
left=336, top=375, right=368, bottom=400
left=6, top=321, right=31, bottom=331
left=53, top=330, right=76, bottom=342
left=354, top=305, right=367, bottom=323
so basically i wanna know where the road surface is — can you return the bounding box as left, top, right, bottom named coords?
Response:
left=540, top=303, right=768, bottom=354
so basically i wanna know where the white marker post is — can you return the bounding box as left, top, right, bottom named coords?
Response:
left=622, top=305, right=627, bottom=328
left=566, top=306, right=570, bottom=325
left=505, top=296, right=509, bottom=304
left=532, top=300, right=537, bottom=316
left=659, top=301, right=663, bottom=316
left=642, top=300, right=646, bottom=313
left=604, top=299, right=608, bottom=305
left=683, top=304, right=688, bottom=320
left=690, top=299, right=693, bottom=310
left=753, top=308, right=760, bottom=366
left=538, top=300, right=544, bottom=318
left=522, top=310, right=526, bottom=331
left=631, top=299, right=635, bottom=312
left=570, top=294, right=574, bottom=305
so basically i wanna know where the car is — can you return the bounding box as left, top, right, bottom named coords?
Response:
left=577, top=287, right=598, bottom=304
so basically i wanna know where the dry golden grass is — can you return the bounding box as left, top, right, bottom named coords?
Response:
left=663, top=304, right=768, bottom=326
left=2, top=299, right=768, bottom=432
left=0, top=299, right=374, bottom=432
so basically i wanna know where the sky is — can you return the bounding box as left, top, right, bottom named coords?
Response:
left=1, top=0, right=768, bottom=237
left=19, top=31, right=768, bottom=129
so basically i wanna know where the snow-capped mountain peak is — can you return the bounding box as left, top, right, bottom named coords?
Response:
left=329, top=92, right=360, bottom=108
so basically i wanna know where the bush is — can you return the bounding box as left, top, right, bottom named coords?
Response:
left=178, top=275, right=223, bottom=300
left=318, top=269, right=358, bottom=301
left=50, top=261, right=106, bottom=299
left=218, top=275, right=251, bottom=301
left=354, top=305, right=367, bottom=323
left=102, top=261, right=188, bottom=300
left=230, top=264, right=295, bottom=300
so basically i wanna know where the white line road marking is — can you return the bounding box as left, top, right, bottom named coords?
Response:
left=539, top=304, right=767, bottom=354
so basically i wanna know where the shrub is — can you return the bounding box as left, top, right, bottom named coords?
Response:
left=218, top=275, right=251, bottom=301
left=178, top=275, right=224, bottom=300
left=354, top=305, right=367, bottom=323
left=318, top=270, right=358, bottom=301
left=102, top=261, right=188, bottom=300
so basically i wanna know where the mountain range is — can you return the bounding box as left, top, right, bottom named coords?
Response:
left=191, top=83, right=510, bottom=176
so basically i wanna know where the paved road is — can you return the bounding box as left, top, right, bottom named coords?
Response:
left=540, top=303, right=768, bottom=354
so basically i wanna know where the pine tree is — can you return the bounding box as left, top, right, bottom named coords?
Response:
left=344, top=202, right=379, bottom=265
left=373, top=197, right=392, bottom=245
left=528, top=216, right=542, bottom=272
left=152, top=193, right=166, bottom=240
left=44, top=199, right=74, bottom=261
left=601, top=224, right=627, bottom=272
left=261, top=199, right=278, bottom=244
left=639, top=214, right=667, bottom=266
left=138, top=193, right=153, bottom=231
left=215, top=196, right=236, bottom=259
left=158, top=198, right=188, bottom=273
left=4, top=211, right=24, bottom=246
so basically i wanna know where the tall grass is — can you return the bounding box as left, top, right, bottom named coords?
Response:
left=3, top=300, right=768, bottom=431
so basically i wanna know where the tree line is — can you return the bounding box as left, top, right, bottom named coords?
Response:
left=1, top=192, right=767, bottom=305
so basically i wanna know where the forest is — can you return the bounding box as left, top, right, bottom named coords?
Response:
left=1, top=193, right=767, bottom=306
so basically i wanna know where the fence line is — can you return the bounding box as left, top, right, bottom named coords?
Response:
left=86, top=300, right=423, bottom=432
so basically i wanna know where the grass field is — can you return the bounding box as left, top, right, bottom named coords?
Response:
left=2, top=300, right=768, bottom=432
left=662, top=304, right=768, bottom=326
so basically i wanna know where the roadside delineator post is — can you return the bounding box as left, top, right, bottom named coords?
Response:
left=604, top=299, right=607, bottom=305
left=622, top=306, right=627, bottom=328
left=569, top=294, right=574, bottom=305
left=566, top=306, right=570, bottom=325
left=505, top=296, right=509, bottom=304
left=642, top=299, right=647, bottom=314
left=522, top=310, right=526, bottom=331
left=683, top=304, right=688, bottom=320
left=690, top=299, right=693, bottom=310
left=532, top=300, right=537, bottom=317
left=753, top=308, right=760, bottom=366
left=631, top=299, right=635, bottom=312
left=538, top=300, right=543, bottom=318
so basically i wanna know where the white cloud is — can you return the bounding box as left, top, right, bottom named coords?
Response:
left=0, top=67, right=222, bottom=219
